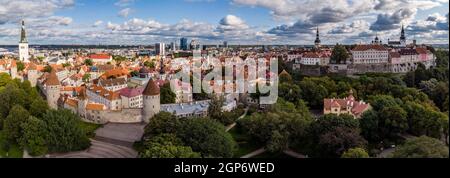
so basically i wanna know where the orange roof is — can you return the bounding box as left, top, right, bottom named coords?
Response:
left=10, top=60, right=16, bottom=68
left=87, top=84, right=121, bottom=101
left=101, top=68, right=129, bottom=79
left=27, top=62, right=37, bottom=70
left=45, top=68, right=61, bottom=86
left=65, top=98, right=78, bottom=107
left=86, top=103, right=105, bottom=111
left=89, top=54, right=111, bottom=60
left=352, top=45, right=387, bottom=51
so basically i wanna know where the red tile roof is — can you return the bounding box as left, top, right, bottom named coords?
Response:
left=89, top=54, right=111, bottom=60
left=352, top=45, right=387, bottom=51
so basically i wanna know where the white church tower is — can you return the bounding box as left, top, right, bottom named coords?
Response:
left=19, top=20, right=29, bottom=63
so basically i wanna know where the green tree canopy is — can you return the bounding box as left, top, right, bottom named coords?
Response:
left=391, top=136, right=448, bottom=158
left=341, top=148, right=370, bottom=158
left=160, top=82, right=176, bottom=104
left=139, top=134, right=201, bottom=158
left=41, top=109, right=90, bottom=153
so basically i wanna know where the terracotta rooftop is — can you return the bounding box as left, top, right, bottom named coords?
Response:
left=86, top=103, right=105, bottom=111
left=87, top=84, right=121, bottom=101
left=352, top=45, right=387, bottom=51
left=89, top=54, right=111, bottom=60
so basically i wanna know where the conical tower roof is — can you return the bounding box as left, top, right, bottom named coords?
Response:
left=143, top=79, right=160, bottom=96
left=45, top=68, right=60, bottom=86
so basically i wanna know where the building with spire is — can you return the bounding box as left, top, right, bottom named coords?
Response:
left=19, top=20, right=30, bottom=62
left=371, top=33, right=382, bottom=45
left=314, top=27, right=321, bottom=49
left=388, top=25, right=407, bottom=47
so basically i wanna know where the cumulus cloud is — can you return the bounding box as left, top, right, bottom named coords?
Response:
left=370, top=8, right=416, bottom=31
left=0, top=0, right=75, bottom=24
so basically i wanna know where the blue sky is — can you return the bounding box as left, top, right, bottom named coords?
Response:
left=0, top=0, right=448, bottom=45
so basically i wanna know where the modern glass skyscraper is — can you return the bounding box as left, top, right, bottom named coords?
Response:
left=180, top=37, right=188, bottom=50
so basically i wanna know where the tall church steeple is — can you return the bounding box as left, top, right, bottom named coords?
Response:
left=314, top=26, right=321, bottom=48
left=18, top=20, right=30, bottom=62
left=20, top=20, right=28, bottom=43
left=400, top=24, right=406, bottom=41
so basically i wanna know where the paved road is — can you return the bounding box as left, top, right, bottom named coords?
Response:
left=241, top=147, right=266, bottom=158
left=49, top=122, right=145, bottom=158
left=225, top=108, right=249, bottom=132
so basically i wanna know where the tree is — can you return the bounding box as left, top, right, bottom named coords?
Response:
left=378, top=106, right=408, bottom=138
left=160, top=83, right=176, bottom=104
left=318, top=126, right=367, bottom=157
left=113, top=55, right=127, bottom=64
left=176, top=118, right=237, bottom=158
left=341, top=148, right=370, bottom=158
left=391, top=136, right=448, bottom=158
left=43, top=65, right=52, bottom=73
left=239, top=99, right=312, bottom=153
left=82, top=74, right=91, bottom=82
left=307, top=114, right=361, bottom=157
left=266, top=130, right=289, bottom=153
left=298, top=80, right=328, bottom=109
left=3, top=105, right=30, bottom=143
left=41, top=109, right=90, bottom=153
left=139, top=134, right=201, bottom=158
left=208, top=95, right=225, bottom=122
left=16, top=61, right=25, bottom=71
left=84, top=59, right=93, bottom=66
left=144, top=61, right=155, bottom=68
left=279, top=83, right=301, bottom=103
left=0, top=83, right=27, bottom=120
left=330, top=44, right=349, bottom=64
left=19, top=117, right=48, bottom=156
left=143, top=112, right=179, bottom=138
left=360, top=110, right=381, bottom=142
left=29, top=97, right=49, bottom=118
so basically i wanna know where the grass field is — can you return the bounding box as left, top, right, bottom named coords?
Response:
left=0, top=131, right=23, bottom=158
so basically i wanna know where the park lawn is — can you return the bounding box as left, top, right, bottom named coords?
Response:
left=78, top=121, right=102, bottom=138
left=0, top=131, right=23, bottom=158
left=229, top=126, right=262, bottom=158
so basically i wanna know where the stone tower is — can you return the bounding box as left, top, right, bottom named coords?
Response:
left=142, top=79, right=161, bottom=123
left=45, top=68, right=61, bottom=110
left=27, top=62, right=38, bottom=87
left=19, top=20, right=29, bottom=63
left=77, top=89, right=88, bottom=118
left=9, top=60, right=17, bottom=79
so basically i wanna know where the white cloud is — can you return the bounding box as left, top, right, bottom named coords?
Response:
left=118, top=8, right=132, bottom=18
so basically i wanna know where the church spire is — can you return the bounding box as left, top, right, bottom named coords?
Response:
left=20, top=20, right=27, bottom=43
left=314, top=26, right=321, bottom=48
left=400, top=24, right=406, bottom=41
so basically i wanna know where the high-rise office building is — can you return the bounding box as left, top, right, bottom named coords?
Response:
left=180, top=37, right=188, bottom=50
left=155, top=43, right=165, bottom=56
